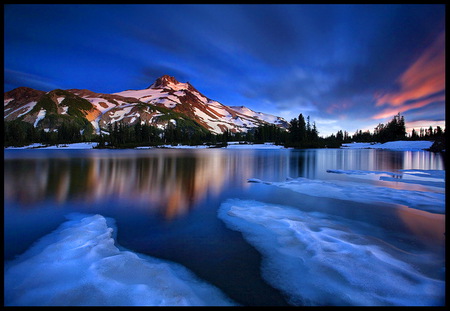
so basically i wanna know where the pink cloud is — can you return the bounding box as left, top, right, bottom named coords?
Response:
left=372, top=94, right=445, bottom=120
left=373, top=31, right=445, bottom=119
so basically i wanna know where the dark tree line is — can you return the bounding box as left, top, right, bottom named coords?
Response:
left=4, top=120, right=91, bottom=147
left=4, top=112, right=445, bottom=150
left=410, top=126, right=444, bottom=140
left=373, top=112, right=406, bottom=142
left=252, top=124, right=286, bottom=145
left=98, top=118, right=221, bottom=148
left=351, top=112, right=444, bottom=143
left=349, top=113, right=407, bottom=143
left=282, top=112, right=444, bottom=149
left=284, top=114, right=321, bottom=148
left=98, top=120, right=163, bottom=148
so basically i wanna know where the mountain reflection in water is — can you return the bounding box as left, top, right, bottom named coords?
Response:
left=4, top=148, right=444, bottom=220
left=4, top=149, right=290, bottom=219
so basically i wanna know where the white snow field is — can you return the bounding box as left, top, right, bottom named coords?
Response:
left=248, top=168, right=445, bottom=214
left=4, top=213, right=236, bottom=306
left=218, top=199, right=445, bottom=306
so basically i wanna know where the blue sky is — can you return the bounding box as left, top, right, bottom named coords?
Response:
left=4, top=4, right=445, bottom=136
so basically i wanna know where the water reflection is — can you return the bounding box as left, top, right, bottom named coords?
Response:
left=4, top=149, right=444, bottom=219
left=4, top=150, right=290, bottom=219
left=396, top=205, right=445, bottom=247
left=289, top=149, right=444, bottom=179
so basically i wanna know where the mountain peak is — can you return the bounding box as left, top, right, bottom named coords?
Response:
left=150, top=75, right=181, bottom=89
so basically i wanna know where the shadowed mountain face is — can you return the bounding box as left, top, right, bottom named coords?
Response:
left=4, top=75, right=289, bottom=135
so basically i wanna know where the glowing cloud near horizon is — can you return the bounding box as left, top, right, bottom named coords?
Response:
left=373, top=32, right=445, bottom=120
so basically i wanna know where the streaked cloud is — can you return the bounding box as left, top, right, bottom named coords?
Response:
left=4, top=68, right=62, bottom=91
left=373, top=31, right=445, bottom=120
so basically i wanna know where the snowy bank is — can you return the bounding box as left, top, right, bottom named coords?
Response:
left=5, top=142, right=98, bottom=150
left=341, top=140, right=433, bottom=151
left=5, top=142, right=285, bottom=150
left=137, top=143, right=285, bottom=149
left=4, top=141, right=434, bottom=151
left=218, top=199, right=445, bottom=306
left=226, top=142, right=285, bottom=149
left=4, top=213, right=236, bottom=306
left=136, top=144, right=210, bottom=149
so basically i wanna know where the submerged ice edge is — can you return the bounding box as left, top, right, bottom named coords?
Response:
left=4, top=213, right=237, bottom=307
left=248, top=172, right=445, bottom=214
left=218, top=199, right=445, bottom=306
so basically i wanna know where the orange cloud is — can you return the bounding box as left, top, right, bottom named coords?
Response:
left=372, top=94, right=445, bottom=120
left=373, top=31, right=445, bottom=119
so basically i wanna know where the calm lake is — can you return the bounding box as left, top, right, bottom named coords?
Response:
left=3, top=148, right=446, bottom=306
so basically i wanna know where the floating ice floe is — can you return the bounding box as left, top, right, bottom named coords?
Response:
left=4, top=213, right=236, bottom=306
left=247, top=172, right=445, bottom=214
left=327, top=169, right=445, bottom=189
left=218, top=199, right=445, bottom=306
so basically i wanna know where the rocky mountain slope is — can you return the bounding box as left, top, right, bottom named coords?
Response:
left=4, top=75, right=288, bottom=135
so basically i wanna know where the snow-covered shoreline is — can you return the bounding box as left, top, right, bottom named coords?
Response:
left=341, top=140, right=434, bottom=151
left=4, top=142, right=99, bottom=150
left=4, top=142, right=286, bottom=150
left=4, top=140, right=436, bottom=151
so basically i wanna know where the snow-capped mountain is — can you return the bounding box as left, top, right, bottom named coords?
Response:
left=4, top=75, right=288, bottom=135
left=113, top=75, right=288, bottom=134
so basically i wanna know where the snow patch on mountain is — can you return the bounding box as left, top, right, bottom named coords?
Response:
left=231, top=106, right=288, bottom=127
left=4, top=98, right=14, bottom=106
left=34, top=109, right=46, bottom=127
left=86, top=98, right=118, bottom=113
left=4, top=101, right=37, bottom=119
left=113, top=88, right=165, bottom=103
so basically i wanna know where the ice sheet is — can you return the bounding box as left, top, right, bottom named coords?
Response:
left=400, top=169, right=445, bottom=179
left=4, top=213, right=236, bottom=306
left=247, top=174, right=445, bottom=214
left=327, top=169, right=445, bottom=189
left=218, top=199, right=445, bottom=306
